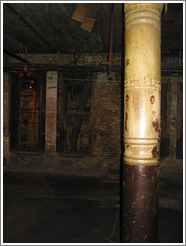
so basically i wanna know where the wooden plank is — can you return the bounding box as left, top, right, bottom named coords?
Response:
left=169, top=82, right=178, bottom=157
left=69, top=82, right=91, bottom=151
left=176, top=82, right=183, bottom=158
left=71, top=3, right=88, bottom=22
left=161, top=76, right=183, bottom=83
left=81, top=17, right=96, bottom=32
left=66, top=111, right=90, bottom=116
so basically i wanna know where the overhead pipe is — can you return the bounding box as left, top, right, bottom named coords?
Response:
left=122, top=3, right=164, bottom=243
left=3, top=48, right=30, bottom=64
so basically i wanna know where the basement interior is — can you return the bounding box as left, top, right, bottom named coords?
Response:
left=3, top=2, right=183, bottom=244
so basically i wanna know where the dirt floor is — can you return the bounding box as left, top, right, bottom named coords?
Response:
left=3, top=156, right=183, bottom=243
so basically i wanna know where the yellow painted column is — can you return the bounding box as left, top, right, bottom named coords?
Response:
left=123, top=3, right=164, bottom=243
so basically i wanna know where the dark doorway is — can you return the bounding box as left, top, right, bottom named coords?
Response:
left=11, top=74, right=45, bottom=152
left=18, top=88, right=40, bottom=151
left=57, top=70, right=92, bottom=155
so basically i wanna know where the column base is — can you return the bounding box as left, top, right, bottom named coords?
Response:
left=122, top=163, right=159, bottom=243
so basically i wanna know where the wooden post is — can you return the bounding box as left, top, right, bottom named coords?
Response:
left=45, top=71, right=58, bottom=153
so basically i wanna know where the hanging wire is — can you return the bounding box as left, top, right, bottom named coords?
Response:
left=59, top=77, right=121, bottom=84
left=52, top=77, right=122, bottom=89
left=3, top=68, right=121, bottom=86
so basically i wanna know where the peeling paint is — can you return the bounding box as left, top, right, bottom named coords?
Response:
left=150, top=95, right=155, bottom=104
left=151, top=146, right=157, bottom=158
left=152, top=110, right=156, bottom=116
left=124, top=112, right=128, bottom=132
left=151, top=145, right=160, bottom=158
left=152, top=119, right=160, bottom=132
left=126, top=94, right=129, bottom=102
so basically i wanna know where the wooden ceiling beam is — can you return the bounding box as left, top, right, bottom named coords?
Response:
left=3, top=48, right=30, bottom=63
left=4, top=3, right=51, bottom=48
left=4, top=34, right=42, bottom=53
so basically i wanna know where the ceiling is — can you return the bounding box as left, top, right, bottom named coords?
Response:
left=3, top=3, right=183, bottom=57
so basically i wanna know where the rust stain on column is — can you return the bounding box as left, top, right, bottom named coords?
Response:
left=123, top=3, right=164, bottom=243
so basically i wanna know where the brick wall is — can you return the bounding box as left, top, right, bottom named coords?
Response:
left=169, top=82, right=178, bottom=157
left=45, top=71, right=58, bottom=152
left=161, top=78, right=183, bottom=159
left=91, top=72, right=121, bottom=168
left=3, top=72, right=11, bottom=160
